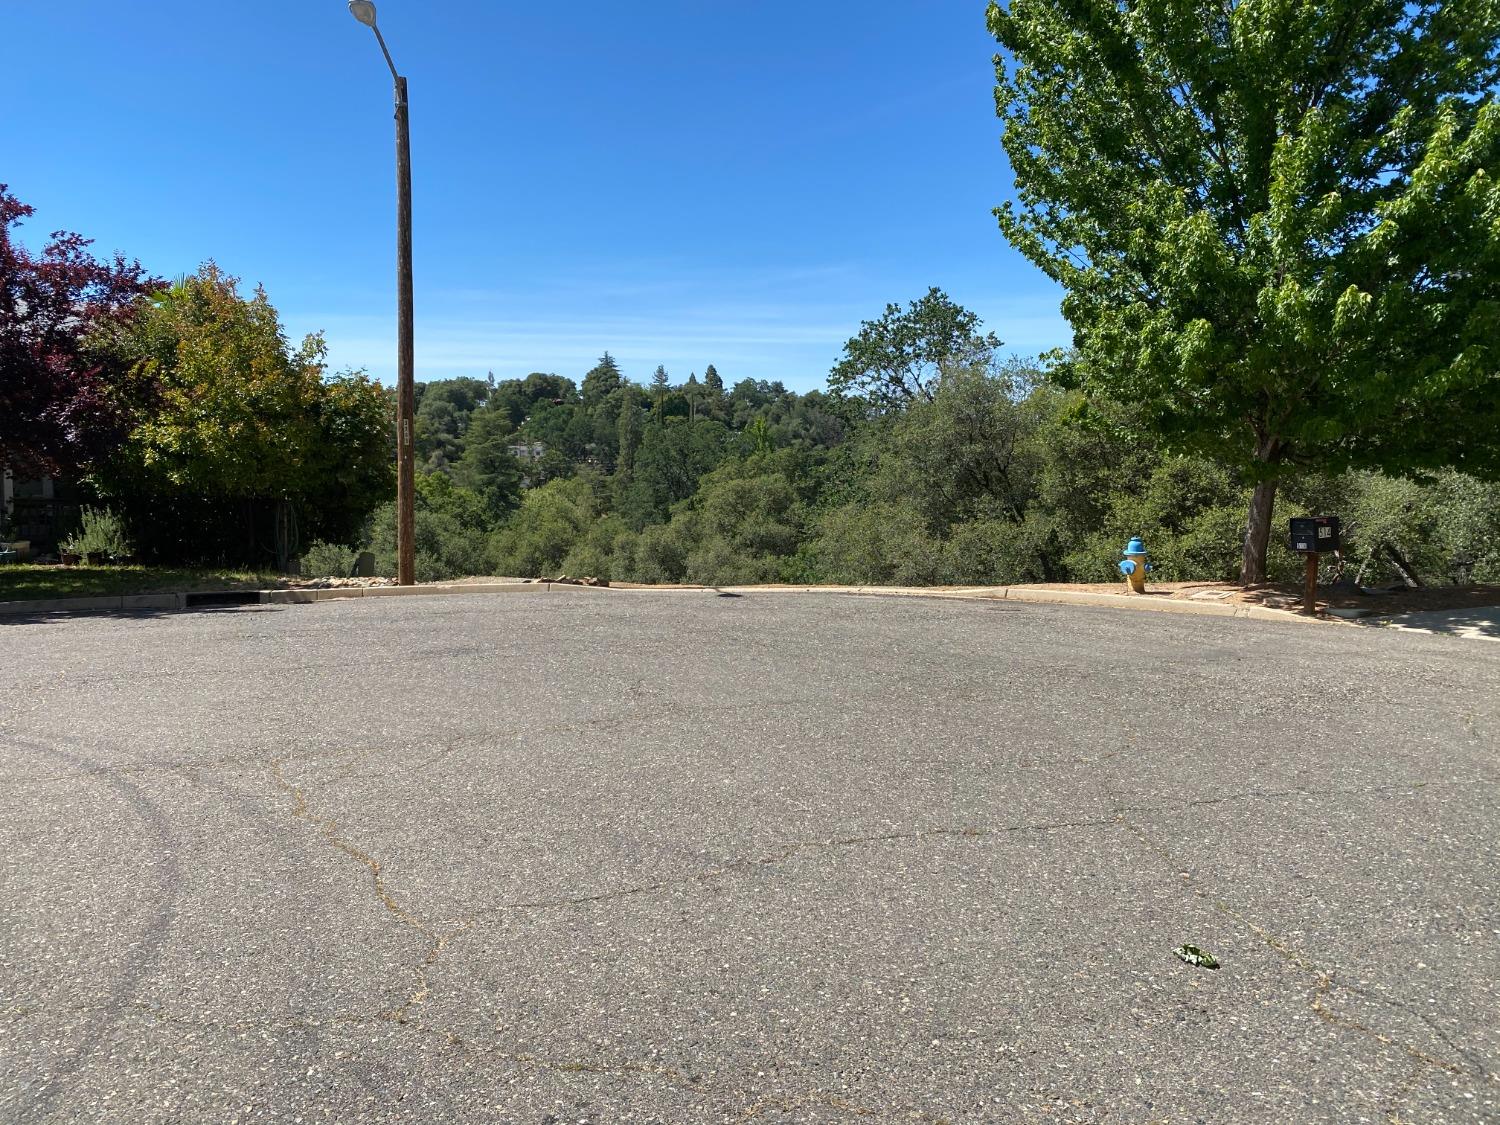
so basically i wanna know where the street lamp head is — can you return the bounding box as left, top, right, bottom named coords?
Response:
left=348, top=1, right=378, bottom=28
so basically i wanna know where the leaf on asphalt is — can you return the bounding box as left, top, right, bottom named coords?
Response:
left=1173, top=944, right=1220, bottom=970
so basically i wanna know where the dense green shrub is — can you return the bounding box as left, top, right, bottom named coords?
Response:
left=488, top=474, right=603, bottom=577
left=808, top=502, right=946, bottom=585
left=61, top=506, right=133, bottom=558
left=300, top=540, right=356, bottom=578
left=369, top=473, right=493, bottom=581
left=560, top=515, right=633, bottom=580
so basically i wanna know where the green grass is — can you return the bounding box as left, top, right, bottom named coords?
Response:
left=0, top=564, right=288, bottom=602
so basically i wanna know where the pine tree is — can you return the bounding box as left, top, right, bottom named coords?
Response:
left=617, top=386, right=643, bottom=478
left=650, top=365, right=670, bottom=424
left=581, top=352, right=623, bottom=407
left=702, top=364, right=725, bottom=421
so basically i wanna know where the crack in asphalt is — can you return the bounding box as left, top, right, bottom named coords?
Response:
left=1116, top=812, right=1487, bottom=1123
left=471, top=816, right=1119, bottom=919
left=260, top=753, right=1481, bottom=1122
left=258, top=760, right=1028, bottom=1120
left=388, top=1015, right=896, bottom=1122
left=467, top=782, right=1439, bottom=920
left=269, top=757, right=468, bottom=1027
left=1120, top=801, right=1494, bottom=1082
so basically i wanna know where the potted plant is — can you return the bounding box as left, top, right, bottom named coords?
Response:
left=58, top=530, right=84, bottom=567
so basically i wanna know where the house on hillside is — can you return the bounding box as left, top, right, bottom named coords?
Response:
left=506, top=440, right=546, bottom=462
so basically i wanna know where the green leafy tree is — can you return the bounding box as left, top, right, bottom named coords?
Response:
left=617, top=420, right=731, bottom=528
left=414, top=376, right=491, bottom=468
left=617, top=384, right=645, bottom=481
left=989, top=0, right=1500, bottom=583
left=764, top=390, right=848, bottom=452
left=581, top=352, right=623, bottom=406
left=871, top=362, right=1042, bottom=530
left=98, top=264, right=392, bottom=564
left=744, top=416, right=774, bottom=456
left=1432, top=471, right=1500, bottom=582
left=452, top=408, right=524, bottom=519
left=369, top=471, right=491, bottom=581
left=561, top=513, right=634, bottom=580
left=683, top=460, right=806, bottom=583
left=488, top=474, right=604, bottom=576
left=726, top=378, right=790, bottom=429
left=808, top=501, right=948, bottom=586
left=488, top=372, right=578, bottom=429
left=828, top=288, right=1001, bottom=408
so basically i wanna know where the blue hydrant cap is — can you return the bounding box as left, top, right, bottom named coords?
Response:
left=1123, top=537, right=1147, bottom=555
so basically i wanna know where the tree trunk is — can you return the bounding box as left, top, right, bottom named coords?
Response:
left=1240, top=478, right=1278, bottom=586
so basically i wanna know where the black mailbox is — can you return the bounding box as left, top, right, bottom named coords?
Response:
left=1289, top=515, right=1340, bottom=553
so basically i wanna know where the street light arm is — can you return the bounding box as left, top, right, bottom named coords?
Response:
left=369, top=24, right=401, bottom=84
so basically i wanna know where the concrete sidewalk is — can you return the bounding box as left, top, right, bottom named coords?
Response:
left=1368, top=605, right=1500, bottom=642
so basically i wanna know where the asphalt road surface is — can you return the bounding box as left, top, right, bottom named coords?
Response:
left=2, top=590, right=1496, bottom=1124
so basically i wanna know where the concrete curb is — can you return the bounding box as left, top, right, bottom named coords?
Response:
left=0, top=576, right=1332, bottom=626
left=0, top=581, right=601, bottom=618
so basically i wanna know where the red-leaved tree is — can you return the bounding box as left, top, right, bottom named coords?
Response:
left=0, top=185, right=157, bottom=478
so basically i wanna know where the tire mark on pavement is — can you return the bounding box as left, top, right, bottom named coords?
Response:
left=2, top=734, right=182, bottom=1123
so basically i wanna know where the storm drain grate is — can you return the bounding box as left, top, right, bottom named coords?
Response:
left=183, top=591, right=262, bottom=608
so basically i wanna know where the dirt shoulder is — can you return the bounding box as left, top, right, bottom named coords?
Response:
left=1016, top=580, right=1500, bottom=617
left=606, top=577, right=1500, bottom=620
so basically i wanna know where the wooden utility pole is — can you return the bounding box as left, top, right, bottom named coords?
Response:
left=351, top=2, right=415, bottom=586
left=394, top=74, right=415, bottom=586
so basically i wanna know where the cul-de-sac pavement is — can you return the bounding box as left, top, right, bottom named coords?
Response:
left=3, top=591, right=1497, bottom=1123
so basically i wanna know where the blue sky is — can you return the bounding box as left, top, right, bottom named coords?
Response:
left=4, top=1, right=1066, bottom=392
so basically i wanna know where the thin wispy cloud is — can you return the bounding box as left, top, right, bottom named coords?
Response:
left=287, top=265, right=1070, bottom=388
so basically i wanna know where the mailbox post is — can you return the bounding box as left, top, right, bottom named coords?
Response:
left=1288, top=516, right=1341, bottom=614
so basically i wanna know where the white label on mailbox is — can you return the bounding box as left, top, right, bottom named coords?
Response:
left=1319, top=526, right=1332, bottom=538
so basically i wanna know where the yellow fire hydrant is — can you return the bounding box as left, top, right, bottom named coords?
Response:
left=1118, top=536, right=1152, bottom=594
